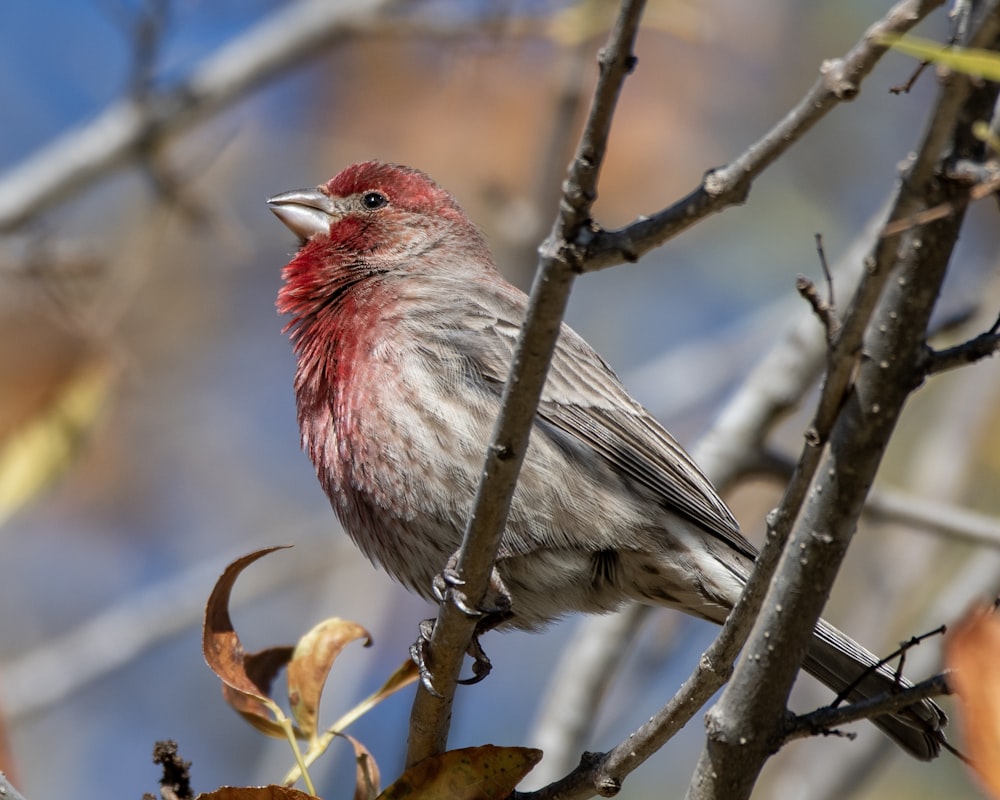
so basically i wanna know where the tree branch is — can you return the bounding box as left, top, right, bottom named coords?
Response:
left=784, top=673, right=951, bottom=745
left=0, top=0, right=396, bottom=232
left=865, top=487, right=1000, bottom=548
left=923, top=324, right=1000, bottom=374
left=578, top=0, right=945, bottom=272
left=404, top=0, right=648, bottom=768
left=686, top=6, right=1000, bottom=797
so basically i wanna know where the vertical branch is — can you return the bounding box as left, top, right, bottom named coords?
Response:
left=404, top=0, right=647, bottom=768
left=685, top=7, right=1000, bottom=798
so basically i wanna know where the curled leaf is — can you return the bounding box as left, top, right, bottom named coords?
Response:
left=377, top=745, right=543, bottom=800
left=224, top=646, right=296, bottom=738
left=333, top=732, right=380, bottom=800
left=288, top=618, right=371, bottom=741
left=945, top=605, right=1000, bottom=798
left=203, top=546, right=294, bottom=729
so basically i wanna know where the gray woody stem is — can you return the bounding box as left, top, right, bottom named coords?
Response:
left=685, top=7, right=1000, bottom=800
left=404, top=0, right=648, bottom=768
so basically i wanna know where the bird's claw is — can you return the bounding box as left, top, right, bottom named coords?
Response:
left=409, top=617, right=501, bottom=692
left=457, top=635, right=493, bottom=685
left=432, top=565, right=479, bottom=617
left=414, top=560, right=514, bottom=691
left=410, top=619, right=443, bottom=697
left=433, top=558, right=514, bottom=621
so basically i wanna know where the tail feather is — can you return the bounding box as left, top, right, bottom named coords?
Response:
left=804, top=618, right=947, bottom=761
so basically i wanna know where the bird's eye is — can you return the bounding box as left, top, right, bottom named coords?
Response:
left=361, top=191, right=388, bottom=210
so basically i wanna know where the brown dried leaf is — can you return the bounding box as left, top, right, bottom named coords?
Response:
left=946, top=605, right=1000, bottom=798
left=377, top=745, right=542, bottom=800
left=331, top=732, right=380, bottom=800
left=203, top=546, right=293, bottom=729
left=223, top=646, right=296, bottom=738
left=287, top=618, right=371, bottom=741
left=196, top=786, right=318, bottom=800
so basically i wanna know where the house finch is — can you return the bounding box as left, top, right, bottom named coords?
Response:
left=269, top=161, right=945, bottom=760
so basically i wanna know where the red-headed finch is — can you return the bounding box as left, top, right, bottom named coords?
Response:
left=269, top=161, right=945, bottom=759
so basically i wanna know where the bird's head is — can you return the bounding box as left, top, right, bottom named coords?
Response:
left=269, top=160, right=489, bottom=269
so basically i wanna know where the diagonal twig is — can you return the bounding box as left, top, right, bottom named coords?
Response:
left=0, top=0, right=397, bottom=232
left=578, top=0, right=947, bottom=272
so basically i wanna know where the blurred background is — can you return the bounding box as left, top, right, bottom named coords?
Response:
left=1, top=1, right=998, bottom=798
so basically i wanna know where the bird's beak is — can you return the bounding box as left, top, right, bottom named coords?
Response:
left=267, top=188, right=339, bottom=240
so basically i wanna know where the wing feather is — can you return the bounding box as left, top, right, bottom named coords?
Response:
left=421, top=280, right=757, bottom=561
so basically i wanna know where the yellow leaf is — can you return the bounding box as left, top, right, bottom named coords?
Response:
left=880, top=33, right=1000, bottom=81
left=287, top=618, right=371, bottom=742
left=0, top=358, right=114, bottom=525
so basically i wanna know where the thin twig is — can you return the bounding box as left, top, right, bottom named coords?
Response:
left=0, top=0, right=397, bottom=232
left=881, top=171, right=1000, bottom=235
left=865, top=486, right=1000, bottom=547
left=796, top=273, right=840, bottom=344
left=578, top=0, right=946, bottom=272
left=889, top=59, right=931, bottom=93
left=923, top=323, right=1000, bottom=374
left=785, top=674, right=951, bottom=744
left=831, top=626, right=947, bottom=707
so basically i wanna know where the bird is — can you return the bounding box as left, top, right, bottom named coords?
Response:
left=267, top=160, right=946, bottom=760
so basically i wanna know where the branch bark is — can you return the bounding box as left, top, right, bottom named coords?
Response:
left=686, top=5, right=1000, bottom=797
left=579, top=0, right=945, bottom=272
left=0, top=0, right=396, bottom=232
left=523, top=192, right=895, bottom=790
left=404, top=0, right=648, bottom=768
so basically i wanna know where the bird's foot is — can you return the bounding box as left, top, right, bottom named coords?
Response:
left=415, top=554, right=515, bottom=693
left=432, top=552, right=514, bottom=620
left=410, top=619, right=442, bottom=696
left=410, top=593, right=514, bottom=694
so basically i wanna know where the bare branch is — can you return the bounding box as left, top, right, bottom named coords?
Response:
left=865, top=487, right=1000, bottom=547
left=785, top=673, right=951, bottom=745
left=404, top=0, right=648, bottom=768
left=577, top=0, right=945, bottom=272
left=0, top=0, right=395, bottom=232
left=923, top=322, right=1000, bottom=374
left=687, top=6, right=1000, bottom=796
